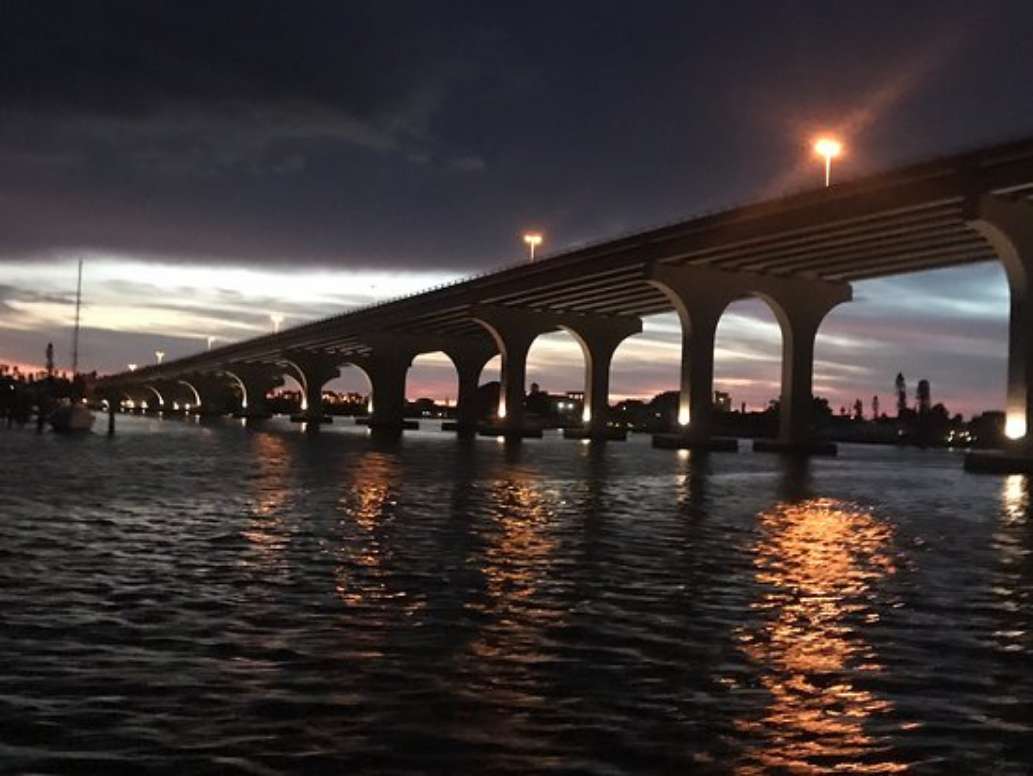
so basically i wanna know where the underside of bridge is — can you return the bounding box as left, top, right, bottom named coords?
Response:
left=97, top=136, right=1033, bottom=457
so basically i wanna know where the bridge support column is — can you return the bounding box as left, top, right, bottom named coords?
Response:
left=351, top=346, right=418, bottom=434
left=647, top=266, right=733, bottom=448
left=765, top=301, right=844, bottom=454
left=470, top=307, right=548, bottom=437
left=965, top=195, right=1033, bottom=472
left=647, top=264, right=851, bottom=454
left=154, top=380, right=194, bottom=415
left=443, top=342, right=498, bottom=434
left=563, top=317, right=641, bottom=441
left=283, top=351, right=342, bottom=424
left=184, top=374, right=234, bottom=416
left=472, top=305, right=641, bottom=440
left=140, top=383, right=166, bottom=414
left=225, top=365, right=282, bottom=419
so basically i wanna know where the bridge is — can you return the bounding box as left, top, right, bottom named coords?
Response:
left=97, top=135, right=1033, bottom=460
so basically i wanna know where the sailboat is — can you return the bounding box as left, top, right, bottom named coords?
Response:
left=50, top=260, right=95, bottom=433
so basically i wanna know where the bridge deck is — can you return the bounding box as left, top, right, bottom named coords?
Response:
left=105, top=135, right=1033, bottom=377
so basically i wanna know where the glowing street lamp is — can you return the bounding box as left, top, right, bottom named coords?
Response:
left=814, top=137, right=843, bottom=187
left=270, top=313, right=284, bottom=334
left=523, top=232, right=543, bottom=261
left=155, top=350, right=165, bottom=365
left=127, top=363, right=138, bottom=372
left=1005, top=413, right=1027, bottom=441
left=206, top=336, right=216, bottom=351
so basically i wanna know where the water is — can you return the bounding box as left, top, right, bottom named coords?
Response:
left=2, top=416, right=1031, bottom=774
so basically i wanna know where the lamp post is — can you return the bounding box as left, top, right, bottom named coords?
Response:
left=155, top=351, right=165, bottom=365
left=523, top=232, right=543, bottom=261
left=206, top=336, right=216, bottom=351
left=814, top=137, right=843, bottom=187
left=128, top=363, right=137, bottom=372
left=270, top=313, right=284, bottom=334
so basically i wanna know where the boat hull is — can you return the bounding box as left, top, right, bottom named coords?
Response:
left=50, top=404, right=96, bottom=433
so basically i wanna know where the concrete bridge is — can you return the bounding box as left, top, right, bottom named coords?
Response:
left=96, top=135, right=1033, bottom=463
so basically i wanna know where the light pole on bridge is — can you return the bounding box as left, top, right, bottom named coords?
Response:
left=814, top=137, right=843, bottom=187
left=523, top=232, right=543, bottom=262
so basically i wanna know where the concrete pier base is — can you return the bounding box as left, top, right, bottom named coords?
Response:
left=652, top=433, right=738, bottom=452
left=289, top=414, right=333, bottom=424
left=563, top=426, right=628, bottom=441
left=478, top=424, right=544, bottom=439
left=366, top=419, right=419, bottom=432
left=232, top=411, right=272, bottom=420
left=442, top=420, right=479, bottom=434
left=964, top=449, right=1033, bottom=473
left=753, top=438, right=837, bottom=456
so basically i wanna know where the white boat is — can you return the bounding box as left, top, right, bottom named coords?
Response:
left=50, top=259, right=95, bottom=433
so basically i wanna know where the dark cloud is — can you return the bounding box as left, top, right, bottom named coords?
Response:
left=2, top=2, right=1033, bottom=269
left=0, top=283, right=72, bottom=307
left=1, top=2, right=1032, bottom=416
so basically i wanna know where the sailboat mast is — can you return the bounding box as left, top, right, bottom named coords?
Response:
left=72, top=259, right=83, bottom=376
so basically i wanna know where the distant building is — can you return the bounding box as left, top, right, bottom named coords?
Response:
left=714, top=391, right=731, bottom=412
left=917, top=379, right=931, bottom=414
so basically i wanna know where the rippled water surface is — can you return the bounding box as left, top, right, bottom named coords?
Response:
left=2, top=416, right=1032, bottom=773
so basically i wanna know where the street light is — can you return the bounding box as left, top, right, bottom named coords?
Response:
left=128, top=363, right=138, bottom=372
left=155, top=350, right=165, bottom=364
left=270, top=313, right=284, bottom=333
left=206, top=336, right=216, bottom=351
left=523, top=232, right=543, bottom=261
left=814, top=137, right=843, bottom=187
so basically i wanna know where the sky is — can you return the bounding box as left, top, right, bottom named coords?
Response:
left=2, top=1, right=1033, bottom=417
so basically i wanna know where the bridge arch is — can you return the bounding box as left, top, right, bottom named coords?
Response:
left=525, top=329, right=589, bottom=422
left=219, top=369, right=249, bottom=409
left=608, top=315, right=675, bottom=424
left=407, top=351, right=458, bottom=408
left=340, top=361, right=374, bottom=414
left=279, top=359, right=310, bottom=410
left=142, top=384, right=165, bottom=408
left=176, top=379, right=202, bottom=408
left=713, top=294, right=786, bottom=415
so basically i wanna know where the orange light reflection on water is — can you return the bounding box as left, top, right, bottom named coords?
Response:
left=240, top=432, right=293, bottom=573
left=467, top=475, right=562, bottom=666
left=735, top=498, right=906, bottom=775
left=993, top=475, right=1030, bottom=656
left=332, top=452, right=421, bottom=618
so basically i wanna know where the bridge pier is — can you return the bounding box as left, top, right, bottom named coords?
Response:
left=562, top=316, right=641, bottom=441
left=472, top=305, right=641, bottom=440
left=283, top=351, right=341, bottom=424
left=443, top=341, right=498, bottom=435
left=351, top=346, right=419, bottom=434
left=647, top=265, right=851, bottom=454
left=224, top=365, right=282, bottom=419
left=182, top=374, right=235, bottom=416
left=965, top=195, right=1033, bottom=472
left=151, top=379, right=197, bottom=415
